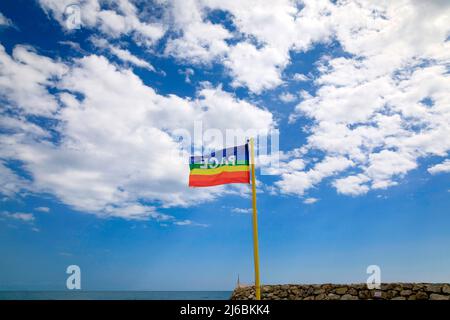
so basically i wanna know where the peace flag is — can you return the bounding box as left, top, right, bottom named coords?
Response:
left=189, top=144, right=250, bottom=187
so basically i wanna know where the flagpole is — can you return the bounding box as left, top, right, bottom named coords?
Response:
left=249, top=137, right=261, bottom=300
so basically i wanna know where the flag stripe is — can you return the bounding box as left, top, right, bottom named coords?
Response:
left=245, top=143, right=250, bottom=164
left=189, top=160, right=249, bottom=170
left=190, top=165, right=249, bottom=175
left=189, top=171, right=250, bottom=187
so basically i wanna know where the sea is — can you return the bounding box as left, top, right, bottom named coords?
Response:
left=0, top=291, right=232, bottom=300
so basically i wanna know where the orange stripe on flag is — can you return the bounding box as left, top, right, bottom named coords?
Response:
left=189, top=171, right=250, bottom=187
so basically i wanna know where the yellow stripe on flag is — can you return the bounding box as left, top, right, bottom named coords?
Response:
left=190, top=165, right=249, bottom=175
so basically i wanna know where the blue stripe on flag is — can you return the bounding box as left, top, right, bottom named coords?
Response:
left=245, top=142, right=249, bottom=163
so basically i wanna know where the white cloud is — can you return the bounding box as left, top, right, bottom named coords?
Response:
left=35, top=206, right=50, bottom=213
left=174, top=220, right=191, bottom=226
left=333, top=174, right=370, bottom=196
left=258, top=150, right=305, bottom=176
left=2, top=0, right=449, bottom=214
left=0, top=12, right=12, bottom=27
left=225, top=42, right=287, bottom=93
left=0, top=211, right=39, bottom=232
left=0, top=161, right=28, bottom=197
left=164, top=0, right=232, bottom=64
left=1, top=211, right=35, bottom=222
left=0, top=47, right=274, bottom=220
left=162, top=0, right=450, bottom=122
left=0, top=44, right=67, bottom=116
left=91, top=37, right=155, bottom=71
left=39, top=0, right=165, bottom=45
left=276, top=156, right=354, bottom=196
left=231, top=208, right=251, bottom=214
left=278, top=0, right=450, bottom=197
left=279, top=92, right=297, bottom=103
left=163, top=0, right=334, bottom=93
left=34, top=1, right=331, bottom=94
left=292, top=73, right=309, bottom=82
left=59, top=40, right=85, bottom=53
left=174, top=219, right=208, bottom=227
left=303, top=197, right=318, bottom=204
left=38, top=0, right=446, bottom=100
left=428, top=160, right=450, bottom=175
left=210, top=0, right=334, bottom=92
left=366, top=150, right=417, bottom=189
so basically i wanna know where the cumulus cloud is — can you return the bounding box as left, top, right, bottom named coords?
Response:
left=276, top=156, right=354, bottom=196
left=31, top=1, right=356, bottom=95
left=162, top=0, right=333, bottom=92
left=0, top=46, right=274, bottom=220
left=39, top=0, right=165, bottom=45
left=277, top=0, right=450, bottom=197
left=35, top=0, right=447, bottom=103
left=428, top=160, right=450, bottom=175
left=279, top=92, right=297, bottom=103
left=225, top=42, right=287, bottom=93
left=210, top=0, right=332, bottom=92
left=0, top=44, right=67, bottom=116
left=2, top=0, right=449, bottom=217
left=164, top=0, right=232, bottom=64
left=333, top=174, right=370, bottom=196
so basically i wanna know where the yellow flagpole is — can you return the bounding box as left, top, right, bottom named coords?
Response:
left=249, top=138, right=261, bottom=300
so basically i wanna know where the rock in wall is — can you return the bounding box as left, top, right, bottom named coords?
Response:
left=231, top=283, right=450, bottom=300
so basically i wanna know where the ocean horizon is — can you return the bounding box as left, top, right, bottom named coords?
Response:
left=0, top=291, right=233, bottom=300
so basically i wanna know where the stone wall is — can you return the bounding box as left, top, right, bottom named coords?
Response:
left=231, top=283, right=450, bottom=300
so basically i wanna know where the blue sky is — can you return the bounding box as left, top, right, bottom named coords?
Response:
left=0, top=1, right=449, bottom=290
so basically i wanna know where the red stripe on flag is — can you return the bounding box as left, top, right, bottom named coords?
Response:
left=189, top=171, right=250, bottom=187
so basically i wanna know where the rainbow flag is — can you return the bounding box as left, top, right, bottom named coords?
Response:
left=189, top=144, right=250, bottom=187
